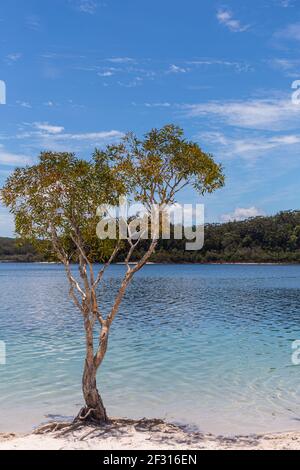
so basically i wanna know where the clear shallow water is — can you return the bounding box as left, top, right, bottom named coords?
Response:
left=1, top=263, right=300, bottom=436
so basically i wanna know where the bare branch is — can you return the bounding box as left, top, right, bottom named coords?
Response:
left=93, top=242, right=121, bottom=289
left=106, top=271, right=133, bottom=327
left=70, top=232, right=95, bottom=287
left=64, top=262, right=86, bottom=300
left=50, top=224, right=86, bottom=313
left=125, top=229, right=147, bottom=271
left=106, top=231, right=158, bottom=328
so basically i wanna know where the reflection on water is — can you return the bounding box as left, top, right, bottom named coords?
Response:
left=1, top=263, right=300, bottom=435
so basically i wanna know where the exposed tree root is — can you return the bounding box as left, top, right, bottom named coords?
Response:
left=34, top=407, right=110, bottom=438
left=34, top=422, right=72, bottom=435
left=33, top=416, right=189, bottom=443
left=0, top=433, right=17, bottom=441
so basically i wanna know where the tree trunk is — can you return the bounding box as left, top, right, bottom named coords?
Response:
left=82, top=359, right=108, bottom=423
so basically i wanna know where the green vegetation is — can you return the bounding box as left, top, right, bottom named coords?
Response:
left=150, top=210, right=300, bottom=264
left=2, top=210, right=300, bottom=264
left=0, top=237, right=45, bottom=262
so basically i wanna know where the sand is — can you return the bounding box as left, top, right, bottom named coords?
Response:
left=1, top=419, right=300, bottom=450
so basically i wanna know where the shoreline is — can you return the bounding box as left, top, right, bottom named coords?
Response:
left=1, top=261, right=300, bottom=265
left=1, top=419, right=300, bottom=450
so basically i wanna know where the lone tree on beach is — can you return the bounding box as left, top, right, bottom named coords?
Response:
left=1, top=125, right=224, bottom=424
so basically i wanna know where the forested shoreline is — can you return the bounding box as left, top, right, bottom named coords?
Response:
left=1, top=210, right=300, bottom=263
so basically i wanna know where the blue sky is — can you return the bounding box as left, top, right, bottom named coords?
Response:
left=1, top=0, right=300, bottom=236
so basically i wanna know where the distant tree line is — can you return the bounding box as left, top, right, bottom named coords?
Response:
left=2, top=210, right=300, bottom=263
left=0, top=237, right=45, bottom=262
left=150, top=210, right=300, bottom=263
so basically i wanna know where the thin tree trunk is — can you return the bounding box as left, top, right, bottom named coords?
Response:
left=82, top=358, right=108, bottom=423
left=81, top=315, right=108, bottom=423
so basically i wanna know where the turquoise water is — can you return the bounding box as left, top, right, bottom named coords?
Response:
left=1, top=263, right=300, bottom=436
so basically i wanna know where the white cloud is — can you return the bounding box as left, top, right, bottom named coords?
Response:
left=15, top=124, right=124, bottom=152
left=75, top=0, right=98, bottom=14
left=0, top=146, right=32, bottom=166
left=0, top=124, right=124, bottom=174
left=168, top=64, right=188, bottom=74
left=107, top=57, right=135, bottom=64
left=231, top=134, right=300, bottom=155
left=144, top=102, right=171, bottom=108
left=221, top=207, right=264, bottom=222
left=184, top=98, right=300, bottom=131
left=54, top=130, right=124, bottom=141
left=33, top=122, right=65, bottom=134
left=199, top=131, right=300, bottom=159
left=117, top=77, right=143, bottom=88
left=187, top=59, right=252, bottom=73
left=217, top=9, right=250, bottom=33
left=97, top=71, right=114, bottom=77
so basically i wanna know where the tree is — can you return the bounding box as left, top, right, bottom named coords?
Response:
left=1, top=124, right=224, bottom=425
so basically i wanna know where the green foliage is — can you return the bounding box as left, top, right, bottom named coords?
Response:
left=101, top=124, right=225, bottom=206
left=0, top=237, right=45, bottom=262
left=1, top=151, right=123, bottom=262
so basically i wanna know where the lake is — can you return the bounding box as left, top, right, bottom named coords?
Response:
left=1, top=263, right=300, bottom=436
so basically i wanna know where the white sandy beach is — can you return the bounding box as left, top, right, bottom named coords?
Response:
left=1, top=419, right=300, bottom=450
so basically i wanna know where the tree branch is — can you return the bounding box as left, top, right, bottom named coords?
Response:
left=93, top=242, right=121, bottom=289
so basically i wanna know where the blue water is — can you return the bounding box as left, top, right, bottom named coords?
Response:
left=1, top=263, right=300, bottom=436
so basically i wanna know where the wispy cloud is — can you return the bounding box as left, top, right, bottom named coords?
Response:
left=117, top=77, right=143, bottom=88
left=14, top=124, right=124, bottom=152
left=144, top=102, right=172, bottom=108
left=168, top=64, right=188, bottom=74
left=184, top=97, right=300, bottom=131
left=72, top=0, right=99, bottom=14
left=79, top=56, right=251, bottom=91
left=97, top=70, right=114, bottom=77
left=52, top=130, right=124, bottom=142
left=199, top=130, right=300, bottom=159
left=221, top=207, right=264, bottom=222
left=106, top=57, right=135, bottom=64
left=186, top=59, right=252, bottom=73
left=217, top=8, right=250, bottom=33
left=0, top=145, right=32, bottom=166
left=33, top=122, right=65, bottom=134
